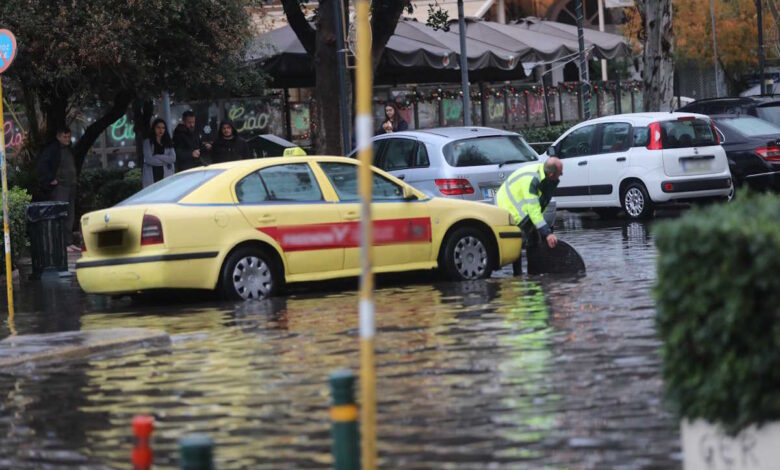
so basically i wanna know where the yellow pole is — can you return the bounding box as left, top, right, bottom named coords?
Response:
left=355, top=1, right=376, bottom=469
left=0, top=76, right=14, bottom=322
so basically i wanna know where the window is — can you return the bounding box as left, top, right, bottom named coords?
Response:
left=756, top=105, right=780, bottom=124
left=119, top=170, right=223, bottom=206
left=632, top=127, right=650, bottom=147
left=347, top=140, right=385, bottom=166
left=442, top=135, right=538, bottom=167
left=319, top=162, right=404, bottom=201
left=660, top=119, right=717, bottom=148
left=414, top=143, right=430, bottom=167
left=599, top=123, right=631, bottom=153
left=558, top=125, right=596, bottom=158
left=382, top=138, right=416, bottom=170
left=236, top=163, right=322, bottom=203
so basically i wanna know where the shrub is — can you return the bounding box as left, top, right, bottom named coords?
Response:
left=77, top=168, right=142, bottom=215
left=654, top=191, right=780, bottom=434
left=518, top=124, right=575, bottom=154
left=0, top=187, right=33, bottom=267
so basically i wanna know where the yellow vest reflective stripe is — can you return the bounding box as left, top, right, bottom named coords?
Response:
left=496, top=164, right=548, bottom=231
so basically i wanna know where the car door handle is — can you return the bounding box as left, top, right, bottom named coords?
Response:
left=397, top=174, right=406, bottom=180
left=344, top=211, right=361, bottom=221
left=257, top=214, right=276, bottom=224
left=578, top=161, right=588, bottom=166
left=616, top=157, right=626, bottom=162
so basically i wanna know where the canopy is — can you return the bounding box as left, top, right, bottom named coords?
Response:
left=514, top=17, right=632, bottom=60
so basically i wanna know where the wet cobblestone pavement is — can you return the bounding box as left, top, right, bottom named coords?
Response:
left=0, top=212, right=681, bottom=469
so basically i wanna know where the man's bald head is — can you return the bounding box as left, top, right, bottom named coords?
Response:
left=544, top=157, right=563, bottom=181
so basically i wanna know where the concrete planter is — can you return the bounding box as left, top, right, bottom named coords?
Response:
left=682, top=419, right=780, bottom=470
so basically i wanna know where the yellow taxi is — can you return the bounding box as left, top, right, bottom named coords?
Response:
left=76, top=156, right=522, bottom=299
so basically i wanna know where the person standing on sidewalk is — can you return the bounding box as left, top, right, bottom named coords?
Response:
left=142, top=118, right=176, bottom=187
left=210, top=120, right=250, bottom=163
left=173, top=110, right=211, bottom=172
left=37, top=126, right=80, bottom=253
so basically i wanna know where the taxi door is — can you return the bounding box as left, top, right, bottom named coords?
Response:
left=314, top=161, right=432, bottom=270
left=234, top=162, right=343, bottom=275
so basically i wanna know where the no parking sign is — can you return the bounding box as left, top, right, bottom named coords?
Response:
left=0, top=29, right=17, bottom=73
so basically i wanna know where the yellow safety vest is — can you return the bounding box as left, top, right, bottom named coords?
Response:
left=495, top=163, right=551, bottom=236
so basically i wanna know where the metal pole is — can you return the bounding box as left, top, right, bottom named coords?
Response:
left=597, top=0, right=607, bottom=80
left=576, top=0, right=591, bottom=119
left=330, top=370, right=360, bottom=470
left=457, top=0, right=472, bottom=126
left=334, top=0, right=351, bottom=154
left=710, top=0, right=722, bottom=97
left=757, top=0, right=766, bottom=96
left=0, top=77, right=14, bottom=321
left=355, top=1, right=376, bottom=469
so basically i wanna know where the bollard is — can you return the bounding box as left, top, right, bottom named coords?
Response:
left=179, top=434, right=214, bottom=470
left=131, top=415, right=154, bottom=470
left=329, top=369, right=360, bottom=470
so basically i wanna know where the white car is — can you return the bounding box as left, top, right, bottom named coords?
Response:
left=543, top=112, right=733, bottom=218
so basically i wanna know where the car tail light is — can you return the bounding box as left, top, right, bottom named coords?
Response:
left=81, top=239, right=87, bottom=252
left=755, top=146, right=780, bottom=162
left=710, top=120, right=720, bottom=144
left=141, top=214, right=164, bottom=245
left=663, top=182, right=674, bottom=192
left=647, top=122, right=663, bottom=150
left=677, top=115, right=695, bottom=121
left=435, top=179, right=475, bottom=196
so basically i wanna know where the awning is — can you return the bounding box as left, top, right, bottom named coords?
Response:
left=514, top=17, right=632, bottom=60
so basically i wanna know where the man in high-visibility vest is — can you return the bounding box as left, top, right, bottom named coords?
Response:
left=496, top=157, right=563, bottom=274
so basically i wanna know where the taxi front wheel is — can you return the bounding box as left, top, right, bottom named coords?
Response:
left=220, top=247, right=281, bottom=300
left=440, top=227, right=493, bottom=281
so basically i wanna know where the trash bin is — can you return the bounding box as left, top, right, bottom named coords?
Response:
left=26, top=201, right=70, bottom=279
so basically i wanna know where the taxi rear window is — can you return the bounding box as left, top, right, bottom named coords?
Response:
left=118, top=170, right=223, bottom=205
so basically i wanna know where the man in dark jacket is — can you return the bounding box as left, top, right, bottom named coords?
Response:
left=37, top=126, right=79, bottom=251
left=173, top=110, right=212, bottom=171
left=211, top=120, right=250, bottom=163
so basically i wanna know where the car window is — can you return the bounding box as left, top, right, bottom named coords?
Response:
left=347, top=140, right=385, bottom=165
left=599, top=123, right=631, bottom=153
left=632, top=127, right=650, bottom=147
left=558, top=125, right=596, bottom=158
left=756, top=105, right=780, bottom=125
left=382, top=138, right=416, bottom=170
left=442, top=135, right=537, bottom=167
left=319, top=162, right=404, bottom=201
left=719, top=116, right=780, bottom=136
left=236, top=163, right=322, bottom=203
left=660, top=119, right=717, bottom=148
left=414, top=143, right=430, bottom=167
left=118, top=170, right=223, bottom=206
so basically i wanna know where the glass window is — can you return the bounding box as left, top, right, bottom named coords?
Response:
left=756, top=105, right=780, bottom=125
left=599, top=123, right=631, bottom=153
left=236, top=163, right=322, bottom=203
left=660, top=119, right=717, bottom=148
left=119, top=170, right=223, bottom=206
left=414, top=143, right=430, bottom=167
left=319, top=162, right=404, bottom=201
left=632, top=127, right=650, bottom=147
left=382, top=138, right=416, bottom=170
left=722, top=115, right=780, bottom=136
left=442, top=135, right=538, bottom=167
left=558, top=125, right=597, bottom=158
left=347, top=140, right=384, bottom=165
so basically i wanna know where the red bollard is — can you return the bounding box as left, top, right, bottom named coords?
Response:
left=132, top=415, right=155, bottom=470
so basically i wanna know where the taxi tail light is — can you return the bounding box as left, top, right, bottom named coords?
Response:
left=647, top=122, right=663, bottom=150
left=141, top=214, right=164, bottom=245
left=755, top=146, right=780, bottom=162
left=81, top=239, right=87, bottom=252
left=435, top=178, right=475, bottom=196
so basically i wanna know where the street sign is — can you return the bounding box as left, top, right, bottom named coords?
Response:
left=0, top=30, right=17, bottom=74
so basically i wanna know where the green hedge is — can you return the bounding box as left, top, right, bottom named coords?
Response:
left=654, top=191, right=780, bottom=433
left=518, top=124, right=575, bottom=154
left=0, top=187, right=33, bottom=267
left=78, top=168, right=142, bottom=217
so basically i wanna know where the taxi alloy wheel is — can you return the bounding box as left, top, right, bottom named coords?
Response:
left=221, top=247, right=279, bottom=300
left=442, top=227, right=493, bottom=281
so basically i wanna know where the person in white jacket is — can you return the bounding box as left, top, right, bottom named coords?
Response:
left=142, top=118, right=176, bottom=187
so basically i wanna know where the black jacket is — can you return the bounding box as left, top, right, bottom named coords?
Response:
left=211, top=121, right=250, bottom=163
left=37, top=141, right=63, bottom=196
left=173, top=124, right=207, bottom=171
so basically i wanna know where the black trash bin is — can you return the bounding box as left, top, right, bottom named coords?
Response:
left=26, top=201, right=70, bottom=279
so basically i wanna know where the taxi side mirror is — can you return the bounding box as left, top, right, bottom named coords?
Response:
left=547, top=145, right=557, bottom=157
left=402, top=185, right=417, bottom=201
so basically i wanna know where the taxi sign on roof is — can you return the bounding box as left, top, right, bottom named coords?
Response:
left=0, top=30, right=17, bottom=74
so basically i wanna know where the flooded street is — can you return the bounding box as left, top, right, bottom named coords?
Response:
left=0, top=211, right=680, bottom=469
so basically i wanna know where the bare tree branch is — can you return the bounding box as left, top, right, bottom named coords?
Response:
left=281, top=0, right=316, bottom=56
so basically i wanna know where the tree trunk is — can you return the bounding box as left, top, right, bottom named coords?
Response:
left=313, top=0, right=344, bottom=155
left=133, top=99, right=154, bottom=169
left=638, top=0, right=674, bottom=111
left=72, top=90, right=135, bottom=173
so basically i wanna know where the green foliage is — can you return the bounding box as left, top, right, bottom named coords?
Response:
left=426, top=3, right=450, bottom=31
left=654, top=191, right=780, bottom=433
left=77, top=168, right=142, bottom=216
left=518, top=124, right=575, bottom=153
left=0, top=187, right=33, bottom=267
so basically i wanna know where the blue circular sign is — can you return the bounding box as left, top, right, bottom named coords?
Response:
left=0, top=30, right=18, bottom=74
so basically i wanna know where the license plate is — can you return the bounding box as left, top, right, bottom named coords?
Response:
left=681, top=159, right=712, bottom=172
left=98, top=230, right=123, bottom=248
left=483, top=188, right=497, bottom=199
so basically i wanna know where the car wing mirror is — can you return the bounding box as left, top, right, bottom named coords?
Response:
left=402, top=185, right=418, bottom=201
left=547, top=145, right=557, bottom=157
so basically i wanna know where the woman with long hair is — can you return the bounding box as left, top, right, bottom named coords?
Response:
left=142, top=118, right=176, bottom=187
left=376, top=102, right=409, bottom=134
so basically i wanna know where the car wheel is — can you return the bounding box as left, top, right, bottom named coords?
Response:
left=622, top=182, right=654, bottom=219
left=441, top=227, right=493, bottom=281
left=593, top=208, right=621, bottom=219
left=220, top=247, right=280, bottom=300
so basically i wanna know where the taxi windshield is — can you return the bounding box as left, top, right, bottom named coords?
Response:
left=118, top=170, right=223, bottom=205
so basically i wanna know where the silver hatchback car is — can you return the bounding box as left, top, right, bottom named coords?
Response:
left=352, top=127, right=556, bottom=225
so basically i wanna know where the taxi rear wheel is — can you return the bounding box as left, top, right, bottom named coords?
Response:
left=441, top=227, right=493, bottom=281
left=220, top=247, right=280, bottom=300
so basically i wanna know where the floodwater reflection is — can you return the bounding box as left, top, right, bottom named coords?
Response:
left=0, top=212, right=680, bottom=468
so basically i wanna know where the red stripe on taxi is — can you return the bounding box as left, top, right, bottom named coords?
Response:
left=257, top=218, right=431, bottom=251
